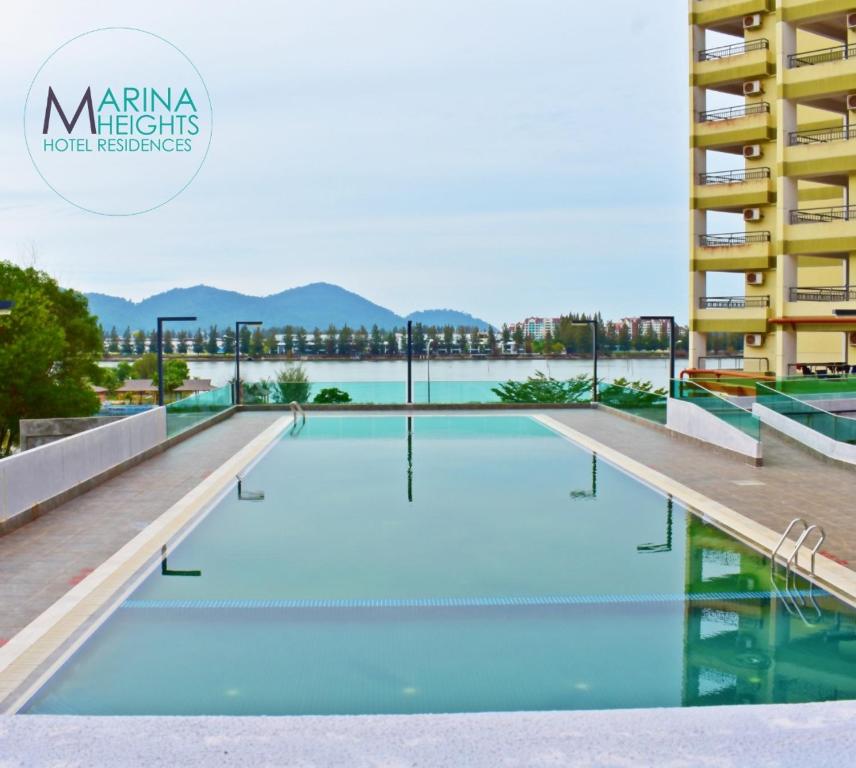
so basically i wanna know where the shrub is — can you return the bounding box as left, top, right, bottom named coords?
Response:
left=275, top=364, right=310, bottom=403
left=491, top=372, right=596, bottom=403
left=313, top=387, right=352, bottom=404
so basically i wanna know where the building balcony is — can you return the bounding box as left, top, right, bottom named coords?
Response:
left=785, top=205, right=856, bottom=254
left=781, top=0, right=853, bottom=32
left=694, top=40, right=773, bottom=92
left=789, top=286, right=856, bottom=302
left=693, top=167, right=774, bottom=211
left=693, top=296, right=770, bottom=333
left=691, top=0, right=773, bottom=35
left=693, top=103, right=774, bottom=151
left=783, top=44, right=856, bottom=106
left=784, top=126, right=856, bottom=180
left=692, top=231, right=773, bottom=271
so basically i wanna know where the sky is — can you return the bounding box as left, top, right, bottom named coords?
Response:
left=0, top=1, right=693, bottom=326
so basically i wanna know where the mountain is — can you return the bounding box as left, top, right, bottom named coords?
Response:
left=84, top=282, right=493, bottom=332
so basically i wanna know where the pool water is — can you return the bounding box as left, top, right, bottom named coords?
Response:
left=23, top=416, right=856, bottom=715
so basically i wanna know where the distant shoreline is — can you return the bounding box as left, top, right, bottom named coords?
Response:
left=100, top=352, right=693, bottom=363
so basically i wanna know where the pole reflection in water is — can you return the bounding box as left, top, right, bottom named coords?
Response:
left=637, top=498, right=673, bottom=554
left=160, top=543, right=202, bottom=577
left=407, top=416, right=413, bottom=503
left=570, top=454, right=597, bottom=500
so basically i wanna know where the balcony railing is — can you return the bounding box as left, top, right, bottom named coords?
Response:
left=789, top=286, right=856, bottom=302
left=788, top=43, right=856, bottom=68
left=789, top=126, right=853, bottom=146
left=697, top=103, right=770, bottom=123
left=699, top=231, right=771, bottom=247
left=698, top=39, right=769, bottom=63
left=790, top=205, right=856, bottom=224
left=698, top=167, right=771, bottom=185
left=699, top=295, right=770, bottom=309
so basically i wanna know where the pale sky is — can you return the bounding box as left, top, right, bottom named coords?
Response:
left=0, top=1, right=692, bottom=326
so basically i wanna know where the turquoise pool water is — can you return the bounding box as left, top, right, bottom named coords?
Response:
left=23, top=416, right=856, bottom=715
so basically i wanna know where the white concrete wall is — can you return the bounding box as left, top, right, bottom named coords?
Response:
left=667, top=397, right=762, bottom=461
left=0, top=407, right=166, bottom=524
left=753, top=402, right=856, bottom=466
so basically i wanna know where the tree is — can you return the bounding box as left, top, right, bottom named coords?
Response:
left=282, top=325, right=294, bottom=356
left=205, top=325, right=219, bottom=355
left=313, top=387, right=351, bottom=404
left=369, top=324, right=382, bottom=356
left=354, top=325, right=368, bottom=357
left=443, top=325, right=454, bottom=353
left=239, top=325, right=251, bottom=354
left=385, top=331, right=398, bottom=356
left=487, top=326, right=497, bottom=355
left=148, top=330, right=158, bottom=355
left=492, top=372, right=596, bottom=404
left=177, top=330, right=189, bottom=354
left=222, top=327, right=236, bottom=355
left=312, top=327, right=323, bottom=355
left=133, top=329, right=146, bottom=355
left=121, top=326, right=133, bottom=355
left=192, top=328, right=205, bottom=354
left=115, top=362, right=133, bottom=382
left=250, top=327, right=264, bottom=357
left=501, top=324, right=511, bottom=350
left=131, top=353, right=158, bottom=379
left=512, top=327, right=524, bottom=352
left=0, top=262, right=101, bottom=448
left=155, top=359, right=189, bottom=394
left=338, top=324, right=353, bottom=356
left=296, top=327, right=308, bottom=355
left=265, top=328, right=278, bottom=356
left=163, top=329, right=174, bottom=354
left=325, top=325, right=338, bottom=356
left=108, top=326, right=120, bottom=353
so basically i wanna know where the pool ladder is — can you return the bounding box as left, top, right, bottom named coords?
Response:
left=770, top=518, right=826, bottom=624
left=289, top=401, right=306, bottom=436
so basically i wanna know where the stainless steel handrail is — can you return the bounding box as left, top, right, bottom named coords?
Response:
left=771, top=518, right=808, bottom=580
left=785, top=524, right=826, bottom=589
left=289, top=401, right=306, bottom=425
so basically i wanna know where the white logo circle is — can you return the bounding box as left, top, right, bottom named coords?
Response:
left=24, top=28, right=213, bottom=216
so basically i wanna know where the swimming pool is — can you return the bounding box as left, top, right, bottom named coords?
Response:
left=20, top=416, right=856, bottom=715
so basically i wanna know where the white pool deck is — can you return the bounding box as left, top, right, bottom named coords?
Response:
left=3, top=701, right=856, bottom=767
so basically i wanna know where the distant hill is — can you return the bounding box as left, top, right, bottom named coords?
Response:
left=84, top=282, right=493, bottom=332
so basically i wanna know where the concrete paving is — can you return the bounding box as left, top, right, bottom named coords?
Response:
left=2, top=701, right=856, bottom=767
left=0, top=412, right=281, bottom=645
left=546, top=409, right=856, bottom=568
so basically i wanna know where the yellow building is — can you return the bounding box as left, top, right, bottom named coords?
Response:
left=690, top=0, right=856, bottom=377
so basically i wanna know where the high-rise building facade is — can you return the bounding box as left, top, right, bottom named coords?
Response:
left=690, top=1, right=856, bottom=377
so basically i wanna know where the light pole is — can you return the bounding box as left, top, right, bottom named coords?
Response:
left=157, top=316, right=196, bottom=406
left=426, top=338, right=433, bottom=404
left=407, top=320, right=413, bottom=404
left=235, top=321, right=263, bottom=405
left=640, top=315, right=676, bottom=387
left=571, top=319, right=598, bottom=402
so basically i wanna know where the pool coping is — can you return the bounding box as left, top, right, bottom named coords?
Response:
left=3, top=410, right=855, bottom=715
left=0, top=415, right=291, bottom=713
left=534, top=414, right=856, bottom=608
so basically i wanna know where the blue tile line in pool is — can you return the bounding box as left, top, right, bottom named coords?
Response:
left=121, top=590, right=825, bottom=610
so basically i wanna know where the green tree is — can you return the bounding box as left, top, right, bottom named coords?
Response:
left=163, top=329, right=174, bottom=354
left=0, top=262, right=101, bottom=448
left=338, top=324, right=353, bottom=356
left=176, top=330, right=189, bottom=354
left=148, top=330, right=158, bottom=354
left=108, top=326, right=120, bottom=353
left=492, top=372, right=596, bottom=404
left=121, top=326, right=133, bottom=355
left=239, top=325, right=251, bottom=354
left=443, top=325, right=454, bottom=353
left=512, top=326, right=524, bottom=352
left=222, top=327, right=236, bottom=355
left=250, top=327, right=265, bottom=356
left=205, top=325, right=219, bottom=355
left=133, top=329, right=146, bottom=355
left=487, top=326, right=497, bottom=354
left=155, top=359, right=189, bottom=394
left=325, top=325, right=338, bottom=356
left=296, top=327, right=308, bottom=355
left=312, top=327, right=323, bottom=355
left=192, top=328, right=205, bottom=354
left=369, top=324, right=382, bottom=356
left=354, top=325, right=368, bottom=356
left=131, top=352, right=158, bottom=379
left=115, top=361, right=133, bottom=382
left=265, top=328, right=278, bottom=356
left=282, top=325, right=294, bottom=355
left=385, top=331, right=398, bottom=355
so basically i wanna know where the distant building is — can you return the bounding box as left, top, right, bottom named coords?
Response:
left=509, top=317, right=560, bottom=341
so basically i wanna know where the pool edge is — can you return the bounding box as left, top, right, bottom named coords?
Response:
left=533, top=414, right=856, bottom=609
left=0, top=415, right=292, bottom=713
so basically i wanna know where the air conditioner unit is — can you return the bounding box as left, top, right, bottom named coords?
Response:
left=743, top=144, right=762, bottom=159
left=743, top=207, right=762, bottom=222
left=848, top=12, right=856, bottom=30
left=746, top=272, right=765, bottom=285
left=847, top=94, right=856, bottom=111
left=743, top=14, right=762, bottom=30
left=746, top=334, right=765, bottom=347
left=743, top=80, right=763, bottom=96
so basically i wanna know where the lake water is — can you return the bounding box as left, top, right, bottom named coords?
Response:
left=183, top=358, right=681, bottom=390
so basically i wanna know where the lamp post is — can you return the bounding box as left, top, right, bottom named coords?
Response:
left=571, top=319, right=598, bottom=402
left=406, top=320, right=413, bottom=404
left=639, top=315, right=676, bottom=388
left=235, top=321, right=263, bottom=405
left=157, top=316, right=196, bottom=406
